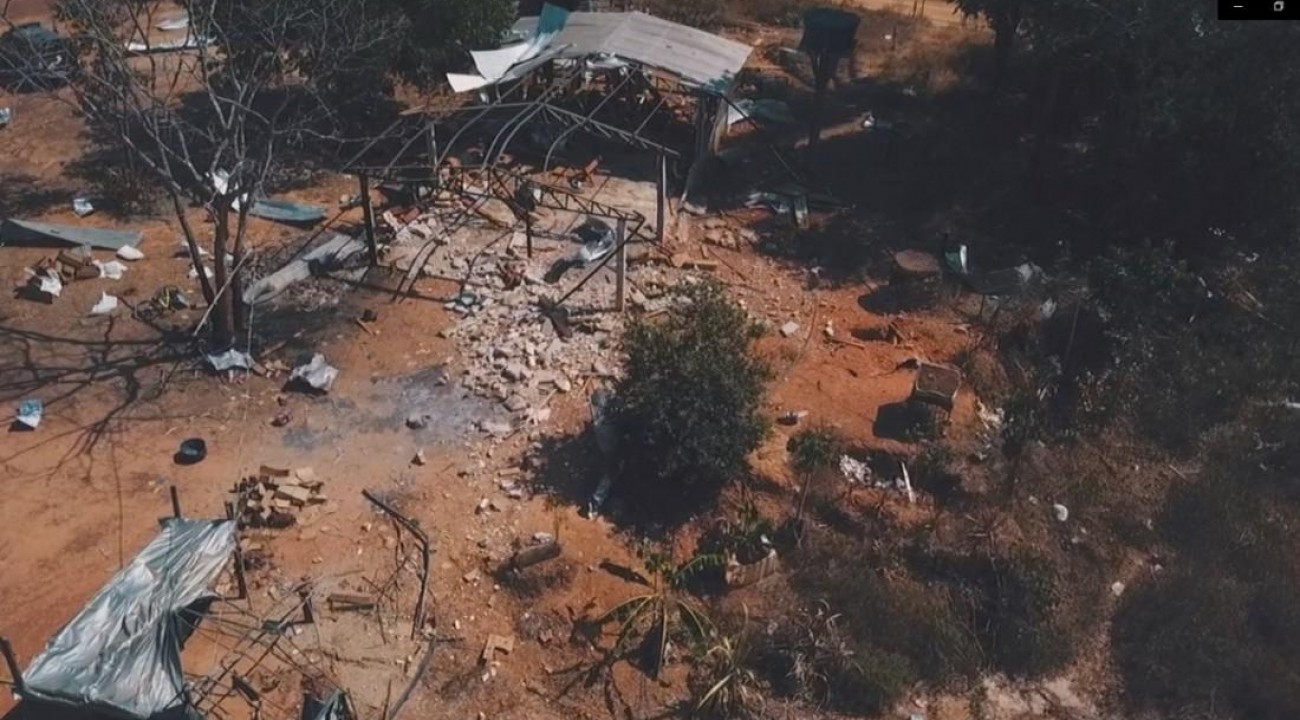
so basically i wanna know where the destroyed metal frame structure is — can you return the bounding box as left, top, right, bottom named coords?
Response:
left=338, top=8, right=751, bottom=308
left=0, top=490, right=362, bottom=720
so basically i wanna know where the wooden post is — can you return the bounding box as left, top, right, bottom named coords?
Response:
left=656, top=153, right=668, bottom=244
left=224, top=501, right=249, bottom=600
left=298, top=587, right=316, bottom=625
left=0, top=636, right=23, bottom=694
left=615, top=218, right=628, bottom=312
left=359, top=174, right=378, bottom=267
left=170, top=486, right=182, bottom=519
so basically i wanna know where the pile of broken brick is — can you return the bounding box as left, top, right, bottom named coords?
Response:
left=233, top=465, right=329, bottom=529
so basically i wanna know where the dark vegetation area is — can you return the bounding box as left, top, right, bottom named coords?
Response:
left=611, top=2, right=1300, bottom=718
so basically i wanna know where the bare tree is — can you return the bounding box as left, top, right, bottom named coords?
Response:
left=6, top=0, right=399, bottom=345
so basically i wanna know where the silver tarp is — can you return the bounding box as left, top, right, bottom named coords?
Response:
left=20, top=519, right=237, bottom=719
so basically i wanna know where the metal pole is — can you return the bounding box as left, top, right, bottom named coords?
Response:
left=656, top=153, right=668, bottom=244
left=615, top=218, right=628, bottom=312
left=0, top=636, right=23, bottom=694
left=170, top=486, right=182, bottom=519
left=360, top=174, right=379, bottom=267
left=362, top=490, right=432, bottom=639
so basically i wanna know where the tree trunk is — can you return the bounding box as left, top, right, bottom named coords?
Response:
left=172, top=192, right=216, bottom=304
left=231, top=206, right=250, bottom=335
left=990, top=0, right=1022, bottom=93
left=211, top=205, right=235, bottom=347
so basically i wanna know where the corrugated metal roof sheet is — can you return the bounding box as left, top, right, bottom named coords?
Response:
left=512, top=12, right=753, bottom=91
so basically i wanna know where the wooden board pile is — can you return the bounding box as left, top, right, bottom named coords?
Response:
left=233, top=465, right=327, bottom=528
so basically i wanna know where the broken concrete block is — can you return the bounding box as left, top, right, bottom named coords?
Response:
left=274, top=485, right=313, bottom=505
left=780, top=321, right=801, bottom=338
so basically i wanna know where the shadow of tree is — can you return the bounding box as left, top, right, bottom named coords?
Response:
left=0, top=172, right=69, bottom=219
left=0, top=321, right=197, bottom=477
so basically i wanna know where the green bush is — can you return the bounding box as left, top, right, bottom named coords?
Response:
left=615, top=281, right=770, bottom=521
left=1113, top=411, right=1300, bottom=720
left=788, top=425, right=848, bottom=476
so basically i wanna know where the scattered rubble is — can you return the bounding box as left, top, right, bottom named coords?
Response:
left=233, top=466, right=327, bottom=528
left=289, top=354, right=338, bottom=393
left=780, top=321, right=800, bottom=337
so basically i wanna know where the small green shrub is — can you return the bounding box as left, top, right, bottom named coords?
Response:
left=788, top=425, right=848, bottom=476
left=615, top=281, right=771, bottom=522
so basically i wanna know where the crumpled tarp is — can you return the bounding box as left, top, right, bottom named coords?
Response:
left=21, top=519, right=237, bottom=719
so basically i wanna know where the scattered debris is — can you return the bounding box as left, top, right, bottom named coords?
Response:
left=407, top=413, right=430, bottom=429
left=727, top=98, right=796, bottom=126
left=1111, top=581, right=1126, bottom=597
left=93, top=260, right=127, bottom=279
left=1053, top=503, right=1070, bottom=523
left=15, top=399, right=43, bottom=429
left=413, top=449, right=427, bottom=466
left=206, top=349, right=253, bottom=373
left=899, top=461, right=916, bottom=504
left=116, top=245, right=145, bottom=261
left=246, top=198, right=327, bottom=226
left=24, top=267, right=62, bottom=301
left=72, top=197, right=95, bottom=217
left=725, top=549, right=780, bottom=588
left=778, top=410, right=808, bottom=426
left=0, top=107, right=10, bottom=127
left=233, top=466, right=326, bottom=528
left=175, top=438, right=207, bottom=465
left=511, top=541, right=561, bottom=570
left=780, top=321, right=801, bottom=338
left=289, top=354, right=338, bottom=393
left=839, top=455, right=870, bottom=484
left=0, top=218, right=142, bottom=251
left=913, top=362, right=961, bottom=411
left=327, top=593, right=376, bottom=611
left=480, top=634, right=515, bottom=664
left=89, top=293, right=119, bottom=316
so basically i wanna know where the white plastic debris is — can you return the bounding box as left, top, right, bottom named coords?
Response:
left=780, top=321, right=801, bottom=338
left=116, top=245, right=145, bottom=261
left=840, top=455, right=870, bottom=484
left=0, top=107, right=11, bottom=127
left=976, top=401, right=1005, bottom=430
left=290, top=353, right=338, bottom=392
left=899, top=461, right=916, bottom=504
left=1052, top=503, right=1070, bottom=522
left=89, top=293, right=119, bottom=315
left=15, top=399, right=43, bottom=429
left=1111, top=581, right=1126, bottom=597
left=93, top=260, right=128, bottom=280
left=1040, top=298, right=1058, bottom=319
left=26, top=268, right=63, bottom=298
left=205, top=349, right=253, bottom=372
left=73, top=197, right=95, bottom=217
left=178, top=241, right=211, bottom=258
left=188, top=265, right=214, bottom=280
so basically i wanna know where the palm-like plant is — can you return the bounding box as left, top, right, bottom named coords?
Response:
left=692, top=608, right=764, bottom=719
left=597, top=545, right=721, bottom=678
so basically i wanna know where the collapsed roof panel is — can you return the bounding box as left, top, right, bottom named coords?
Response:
left=20, top=519, right=237, bottom=720
left=512, top=11, right=753, bottom=91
